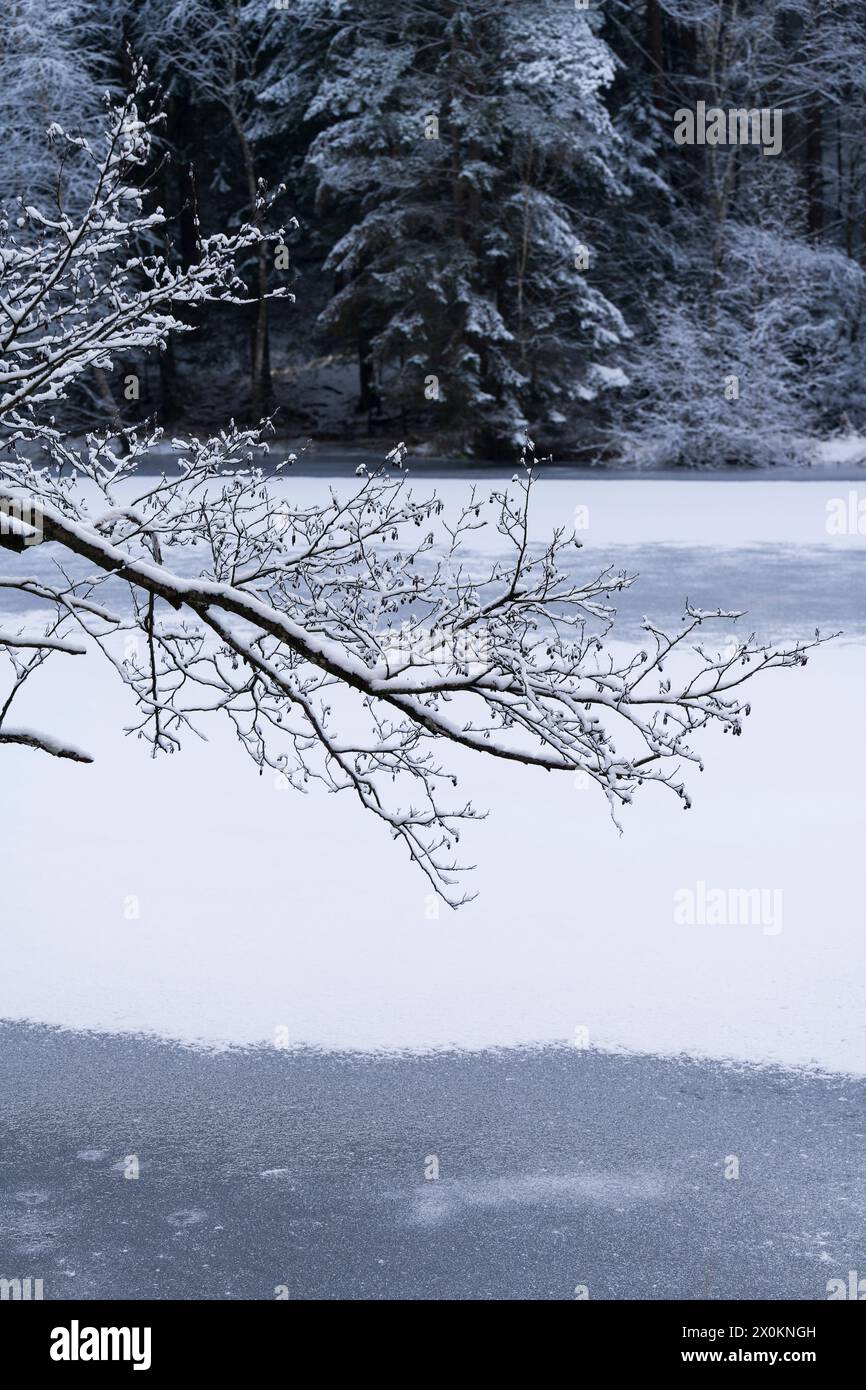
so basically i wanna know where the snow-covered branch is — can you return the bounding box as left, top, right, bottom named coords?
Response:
left=0, top=62, right=288, bottom=429
left=0, top=82, right=830, bottom=905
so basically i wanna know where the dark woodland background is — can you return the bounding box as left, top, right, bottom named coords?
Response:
left=5, top=0, right=866, bottom=461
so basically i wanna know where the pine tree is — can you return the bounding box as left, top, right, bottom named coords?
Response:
left=303, top=0, right=632, bottom=454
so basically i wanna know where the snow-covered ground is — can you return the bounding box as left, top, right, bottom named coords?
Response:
left=810, top=433, right=866, bottom=469
left=1, top=476, right=864, bottom=1070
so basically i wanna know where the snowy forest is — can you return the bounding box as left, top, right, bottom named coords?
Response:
left=2, top=0, right=866, bottom=1317
left=4, top=0, right=865, bottom=462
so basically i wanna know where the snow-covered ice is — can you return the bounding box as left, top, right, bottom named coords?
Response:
left=0, top=476, right=863, bottom=1071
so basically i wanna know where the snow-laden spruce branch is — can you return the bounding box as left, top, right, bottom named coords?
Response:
left=0, top=80, right=829, bottom=905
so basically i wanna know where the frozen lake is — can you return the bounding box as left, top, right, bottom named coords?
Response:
left=2, top=1022, right=861, bottom=1301
left=1, top=474, right=864, bottom=1071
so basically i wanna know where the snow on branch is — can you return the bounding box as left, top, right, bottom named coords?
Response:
left=0, top=80, right=831, bottom=905
left=0, top=61, right=290, bottom=430
left=0, top=728, right=93, bottom=763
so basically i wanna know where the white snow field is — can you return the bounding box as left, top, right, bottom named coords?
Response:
left=1, top=475, right=864, bottom=1069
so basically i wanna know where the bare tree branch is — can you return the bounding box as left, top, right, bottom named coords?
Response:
left=0, top=76, right=831, bottom=905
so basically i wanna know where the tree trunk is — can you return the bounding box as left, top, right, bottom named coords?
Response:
left=159, top=339, right=179, bottom=426
left=232, top=114, right=271, bottom=420
left=357, top=328, right=376, bottom=416
left=251, top=241, right=271, bottom=421
left=158, top=106, right=181, bottom=425
left=805, top=100, right=824, bottom=237
left=647, top=0, right=665, bottom=106
left=173, top=88, right=200, bottom=272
